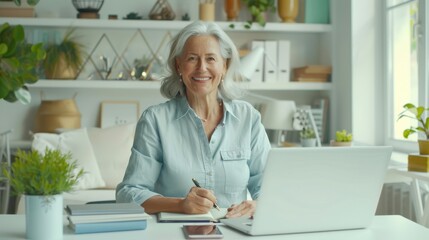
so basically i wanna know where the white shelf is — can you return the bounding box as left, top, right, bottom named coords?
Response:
left=1, top=18, right=332, bottom=33
left=29, top=80, right=331, bottom=91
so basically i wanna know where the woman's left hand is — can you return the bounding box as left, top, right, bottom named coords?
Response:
left=225, top=200, right=256, bottom=218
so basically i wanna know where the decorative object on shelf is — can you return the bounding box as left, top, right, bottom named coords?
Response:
left=242, top=0, right=276, bottom=28
left=149, top=0, right=175, bottom=20
left=0, top=0, right=38, bottom=17
left=260, top=99, right=296, bottom=146
left=294, top=107, right=321, bottom=147
left=300, top=128, right=316, bottom=147
left=277, top=0, right=299, bottom=23
left=35, top=94, right=81, bottom=133
left=132, top=55, right=153, bottom=80
left=100, top=101, right=140, bottom=128
left=2, top=148, right=84, bottom=240
left=72, top=0, right=105, bottom=19
left=0, top=22, right=45, bottom=104
left=298, top=0, right=330, bottom=24
left=77, top=33, right=125, bottom=80
left=123, top=12, right=143, bottom=20
left=398, top=103, right=429, bottom=154
left=224, top=0, right=240, bottom=21
left=108, top=14, right=118, bottom=20
left=44, top=29, right=85, bottom=80
left=293, top=65, right=332, bottom=82
left=330, top=129, right=352, bottom=146
left=182, top=13, right=190, bottom=21
left=199, top=0, right=215, bottom=21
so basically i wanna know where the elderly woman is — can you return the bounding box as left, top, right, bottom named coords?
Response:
left=116, top=21, right=270, bottom=218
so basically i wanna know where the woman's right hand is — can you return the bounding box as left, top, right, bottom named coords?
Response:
left=181, top=187, right=218, bottom=214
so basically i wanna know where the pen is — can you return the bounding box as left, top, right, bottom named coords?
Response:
left=192, top=178, right=220, bottom=211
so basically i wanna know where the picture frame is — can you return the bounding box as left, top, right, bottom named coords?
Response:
left=100, top=101, right=140, bottom=128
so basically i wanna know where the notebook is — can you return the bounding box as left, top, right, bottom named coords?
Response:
left=66, top=203, right=145, bottom=216
left=221, top=146, right=392, bottom=235
left=158, top=208, right=228, bottom=222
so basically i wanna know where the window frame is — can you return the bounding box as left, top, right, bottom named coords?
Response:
left=384, top=0, right=429, bottom=153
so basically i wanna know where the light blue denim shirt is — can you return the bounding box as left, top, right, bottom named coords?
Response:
left=116, top=96, right=271, bottom=208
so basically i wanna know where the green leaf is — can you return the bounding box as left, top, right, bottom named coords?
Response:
left=27, top=0, right=40, bottom=6
left=12, top=25, right=24, bottom=43
left=403, top=129, right=415, bottom=138
left=13, top=0, right=21, bottom=6
left=403, top=103, right=416, bottom=109
left=0, top=43, right=7, bottom=55
left=14, top=87, right=31, bottom=105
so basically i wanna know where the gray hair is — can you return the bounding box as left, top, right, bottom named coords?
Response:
left=160, top=21, right=244, bottom=100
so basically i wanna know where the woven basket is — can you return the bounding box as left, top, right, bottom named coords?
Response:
left=35, top=98, right=81, bottom=133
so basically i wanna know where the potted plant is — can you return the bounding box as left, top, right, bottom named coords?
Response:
left=242, top=0, right=276, bottom=28
left=398, top=103, right=429, bottom=155
left=300, top=127, right=316, bottom=147
left=330, top=129, right=353, bottom=146
left=2, top=148, right=83, bottom=239
left=43, top=29, right=85, bottom=79
left=0, top=22, right=46, bottom=104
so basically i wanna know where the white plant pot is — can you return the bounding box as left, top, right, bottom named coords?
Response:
left=25, top=194, right=63, bottom=240
left=301, top=138, right=316, bottom=147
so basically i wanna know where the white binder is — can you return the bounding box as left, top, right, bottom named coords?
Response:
left=277, top=40, right=290, bottom=82
left=250, top=40, right=264, bottom=83
left=264, top=40, right=278, bottom=82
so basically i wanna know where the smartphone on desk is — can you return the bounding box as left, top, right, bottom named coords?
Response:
left=182, top=224, right=223, bottom=239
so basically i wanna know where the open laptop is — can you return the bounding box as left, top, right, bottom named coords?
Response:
left=221, top=146, right=392, bottom=235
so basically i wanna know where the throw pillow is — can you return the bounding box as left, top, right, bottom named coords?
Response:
left=32, top=128, right=106, bottom=190
left=87, top=123, right=136, bottom=189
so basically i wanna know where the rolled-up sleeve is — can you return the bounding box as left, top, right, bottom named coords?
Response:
left=116, top=108, right=163, bottom=205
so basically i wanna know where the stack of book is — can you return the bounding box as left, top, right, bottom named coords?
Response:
left=65, top=202, right=151, bottom=234
left=292, top=65, right=332, bottom=82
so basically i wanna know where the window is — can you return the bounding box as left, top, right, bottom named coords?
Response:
left=385, top=0, right=428, bottom=152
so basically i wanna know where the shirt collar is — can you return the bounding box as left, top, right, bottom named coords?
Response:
left=174, top=96, right=239, bottom=124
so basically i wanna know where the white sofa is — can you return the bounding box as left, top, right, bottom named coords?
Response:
left=16, top=123, right=136, bottom=213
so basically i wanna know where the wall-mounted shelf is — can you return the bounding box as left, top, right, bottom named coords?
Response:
left=29, top=79, right=332, bottom=91
left=1, top=18, right=332, bottom=33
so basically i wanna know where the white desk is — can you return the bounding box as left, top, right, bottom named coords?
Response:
left=0, top=215, right=428, bottom=239
left=390, top=168, right=429, bottom=227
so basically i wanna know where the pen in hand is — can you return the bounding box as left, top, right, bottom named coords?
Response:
left=192, top=178, right=220, bottom=211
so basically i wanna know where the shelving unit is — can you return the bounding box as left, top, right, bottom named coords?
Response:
left=2, top=18, right=332, bottom=32
left=0, top=17, right=334, bottom=143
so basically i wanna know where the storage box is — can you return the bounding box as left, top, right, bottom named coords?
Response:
left=408, top=154, right=429, bottom=172
left=298, top=0, right=330, bottom=24
left=293, top=65, right=332, bottom=82
left=0, top=2, right=34, bottom=18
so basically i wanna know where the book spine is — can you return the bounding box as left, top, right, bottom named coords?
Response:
left=72, top=220, right=147, bottom=234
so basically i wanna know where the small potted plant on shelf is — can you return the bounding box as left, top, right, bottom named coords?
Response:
left=300, top=128, right=317, bottom=147
left=0, top=22, right=46, bottom=104
left=330, top=129, right=353, bottom=146
left=43, top=29, right=85, bottom=80
left=398, top=103, right=429, bottom=155
left=2, top=148, right=84, bottom=239
left=242, top=0, right=276, bottom=28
